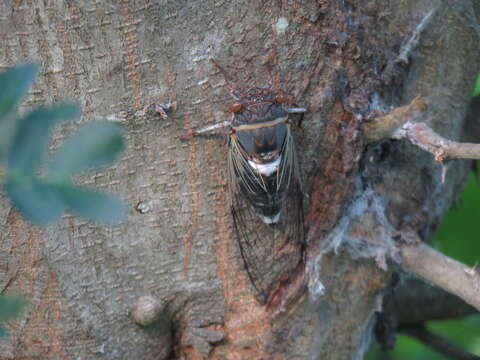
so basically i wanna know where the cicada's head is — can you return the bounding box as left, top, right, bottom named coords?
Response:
left=229, top=88, right=288, bottom=166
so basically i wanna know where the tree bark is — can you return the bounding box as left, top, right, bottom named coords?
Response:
left=0, top=1, right=479, bottom=359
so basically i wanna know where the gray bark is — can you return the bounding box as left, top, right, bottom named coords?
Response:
left=0, top=0, right=478, bottom=359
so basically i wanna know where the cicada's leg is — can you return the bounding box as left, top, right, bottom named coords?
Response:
left=286, top=107, right=307, bottom=114
left=181, top=121, right=231, bottom=140
left=155, top=101, right=177, bottom=119
left=287, top=107, right=307, bottom=129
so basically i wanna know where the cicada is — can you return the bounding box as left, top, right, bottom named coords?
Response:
left=185, top=62, right=307, bottom=303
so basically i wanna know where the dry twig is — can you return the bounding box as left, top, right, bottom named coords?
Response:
left=396, top=9, right=436, bottom=64
left=362, top=96, right=427, bottom=142
left=363, top=95, right=480, bottom=161
left=390, top=278, right=477, bottom=326
left=395, top=121, right=480, bottom=161
left=399, top=240, right=480, bottom=311
left=375, top=278, right=478, bottom=352
left=403, top=325, right=480, bottom=360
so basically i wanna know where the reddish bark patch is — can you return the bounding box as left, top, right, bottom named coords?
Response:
left=1, top=211, right=69, bottom=359
left=266, top=260, right=307, bottom=318
left=121, top=0, right=143, bottom=110
left=306, top=100, right=361, bottom=240
left=210, top=172, right=273, bottom=359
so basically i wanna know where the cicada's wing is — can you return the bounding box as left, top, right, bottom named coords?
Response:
left=279, top=124, right=305, bottom=265
left=228, top=125, right=304, bottom=303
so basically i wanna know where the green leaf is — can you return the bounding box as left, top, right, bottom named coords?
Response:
left=0, top=120, right=15, bottom=163
left=473, top=73, right=480, bottom=97
left=0, top=64, right=38, bottom=118
left=58, top=183, right=125, bottom=223
left=0, top=295, right=25, bottom=321
left=8, top=103, right=81, bottom=173
left=49, top=122, right=124, bottom=177
left=5, top=176, right=65, bottom=223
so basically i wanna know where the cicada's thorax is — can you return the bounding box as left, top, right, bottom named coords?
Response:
left=229, top=88, right=292, bottom=224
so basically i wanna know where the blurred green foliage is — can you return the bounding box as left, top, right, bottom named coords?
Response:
left=0, top=64, right=127, bottom=337
left=367, top=315, right=480, bottom=359
left=0, top=296, right=25, bottom=337
left=0, top=64, right=126, bottom=224
left=473, top=74, right=480, bottom=97
left=434, top=174, right=480, bottom=266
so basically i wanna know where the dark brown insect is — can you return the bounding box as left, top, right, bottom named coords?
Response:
left=186, top=60, right=307, bottom=303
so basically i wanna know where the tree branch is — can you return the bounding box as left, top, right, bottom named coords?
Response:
left=374, top=278, right=478, bottom=352
left=398, top=240, right=480, bottom=311
left=381, top=9, right=437, bottom=82
left=363, top=95, right=480, bottom=161
left=395, top=121, right=480, bottom=161
left=362, top=96, right=427, bottom=143
left=390, top=278, right=478, bottom=327
left=395, top=10, right=436, bottom=65
left=402, top=325, right=480, bottom=360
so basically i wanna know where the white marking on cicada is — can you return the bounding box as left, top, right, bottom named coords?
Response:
left=276, top=17, right=289, bottom=34
left=259, top=211, right=281, bottom=224
left=248, top=156, right=281, bottom=177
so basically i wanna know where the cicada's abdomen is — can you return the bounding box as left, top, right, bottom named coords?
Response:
left=237, top=173, right=284, bottom=224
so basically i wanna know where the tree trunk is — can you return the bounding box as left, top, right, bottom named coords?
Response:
left=1, top=1, right=478, bottom=359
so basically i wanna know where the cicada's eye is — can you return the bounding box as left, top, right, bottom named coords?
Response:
left=275, top=95, right=285, bottom=103
left=229, top=102, right=243, bottom=113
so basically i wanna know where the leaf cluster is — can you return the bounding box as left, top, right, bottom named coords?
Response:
left=0, top=64, right=126, bottom=224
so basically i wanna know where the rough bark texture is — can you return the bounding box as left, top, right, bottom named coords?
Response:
left=0, top=1, right=479, bottom=359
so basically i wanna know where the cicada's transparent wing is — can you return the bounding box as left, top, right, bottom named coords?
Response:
left=278, top=124, right=305, bottom=264
left=269, top=124, right=305, bottom=296
left=230, top=191, right=274, bottom=302
left=228, top=125, right=305, bottom=303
